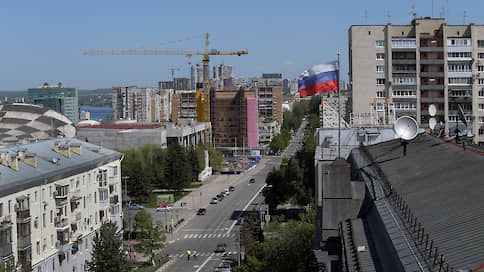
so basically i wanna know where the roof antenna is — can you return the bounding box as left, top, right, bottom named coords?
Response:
left=409, top=2, right=417, bottom=20
left=463, top=10, right=468, bottom=24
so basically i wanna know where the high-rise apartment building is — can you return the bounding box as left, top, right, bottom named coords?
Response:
left=112, top=86, right=171, bottom=122
left=258, top=87, right=283, bottom=124
left=191, top=64, right=203, bottom=90
left=349, top=18, right=484, bottom=144
left=0, top=138, right=122, bottom=272
left=213, top=64, right=233, bottom=80
left=171, top=90, right=197, bottom=122
left=28, top=83, right=79, bottom=124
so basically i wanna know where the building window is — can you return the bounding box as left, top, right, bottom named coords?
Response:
left=34, top=217, right=38, bottom=228
left=479, top=53, right=484, bottom=59
left=391, top=39, right=416, bottom=48
left=94, top=192, right=97, bottom=203
left=448, top=77, right=472, bottom=85
left=50, top=234, right=54, bottom=248
left=88, top=173, right=91, bottom=184
left=36, top=241, right=40, bottom=255
left=376, top=78, right=385, bottom=85
left=393, top=77, right=416, bottom=85
left=448, top=64, right=472, bottom=72
left=449, top=90, right=471, bottom=97
left=479, top=90, right=484, bottom=97
left=479, top=104, right=484, bottom=110
left=49, top=186, right=52, bottom=198
left=478, top=40, right=484, bottom=48
left=43, top=238, right=46, bottom=252
left=448, top=52, right=472, bottom=58
left=480, top=79, right=484, bottom=85
left=376, top=91, right=386, bottom=98
left=376, top=40, right=384, bottom=47
left=479, top=116, right=484, bottom=123
left=43, top=213, right=46, bottom=228
left=376, top=65, right=384, bottom=72
left=479, top=129, right=484, bottom=135
left=376, top=53, right=385, bottom=60
left=7, top=200, right=11, bottom=214
left=113, top=166, right=118, bottom=176
left=34, top=192, right=37, bottom=203
left=50, top=210, right=53, bottom=224
left=447, top=39, right=471, bottom=46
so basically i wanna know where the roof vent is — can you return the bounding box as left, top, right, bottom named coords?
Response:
left=0, top=152, right=8, bottom=167
left=50, top=157, right=60, bottom=165
left=70, top=143, right=82, bottom=155
left=21, top=152, right=37, bottom=168
left=10, top=154, right=19, bottom=171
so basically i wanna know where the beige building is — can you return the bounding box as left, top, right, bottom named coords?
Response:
left=349, top=18, right=484, bottom=144
left=0, top=138, right=122, bottom=272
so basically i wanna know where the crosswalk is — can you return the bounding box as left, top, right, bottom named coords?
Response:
left=181, top=233, right=235, bottom=239
left=171, top=251, right=238, bottom=258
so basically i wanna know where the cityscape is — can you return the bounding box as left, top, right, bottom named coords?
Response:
left=1, top=1, right=484, bottom=272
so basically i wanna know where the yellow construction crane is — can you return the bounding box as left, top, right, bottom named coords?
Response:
left=83, top=33, right=248, bottom=122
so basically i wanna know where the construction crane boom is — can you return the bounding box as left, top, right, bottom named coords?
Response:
left=83, top=33, right=248, bottom=122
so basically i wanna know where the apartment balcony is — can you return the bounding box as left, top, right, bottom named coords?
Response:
left=16, top=209, right=31, bottom=224
left=420, top=59, right=444, bottom=65
left=449, top=96, right=472, bottom=102
left=392, top=70, right=416, bottom=74
left=392, top=59, right=416, bottom=64
left=420, top=72, right=444, bottom=77
left=447, top=46, right=472, bottom=52
left=55, top=217, right=69, bottom=231
left=421, top=97, right=445, bottom=103
left=0, top=244, right=12, bottom=258
left=420, top=84, right=444, bottom=90
left=70, top=211, right=82, bottom=223
left=54, top=190, right=68, bottom=200
left=110, top=195, right=119, bottom=205
left=420, top=46, right=444, bottom=52
left=392, top=47, right=416, bottom=52
left=99, top=180, right=108, bottom=188
left=17, top=235, right=31, bottom=250
left=56, top=241, right=70, bottom=253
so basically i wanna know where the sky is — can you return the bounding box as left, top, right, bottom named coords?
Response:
left=1, top=0, right=484, bottom=90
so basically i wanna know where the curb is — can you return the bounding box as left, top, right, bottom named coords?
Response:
left=156, top=257, right=175, bottom=272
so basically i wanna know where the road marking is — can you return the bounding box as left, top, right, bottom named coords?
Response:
left=183, top=234, right=189, bottom=239
left=202, top=234, right=207, bottom=238
left=216, top=233, right=221, bottom=238
left=194, top=253, right=214, bottom=272
left=226, top=183, right=267, bottom=234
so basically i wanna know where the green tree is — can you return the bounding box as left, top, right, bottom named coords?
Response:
left=204, top=144, right=224, bottom=171
left=165, top=141, right=192, bottom=191
left=190, top=147, right=201, bottom=182
left=134, top=210, right=165, bottom=265
left=86, top=222, right=132, bottom=272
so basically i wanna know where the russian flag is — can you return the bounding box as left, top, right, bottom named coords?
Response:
left=299, top=61, right=339, bottom=98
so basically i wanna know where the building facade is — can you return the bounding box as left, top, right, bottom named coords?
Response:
left=210, top=88, right=258, bottom=148
left=258, top=87, right=283, bottom=124
left=349, top=18, right=484, bottom=144
left=191, top=64, right=203, bottom=90
left=28, top=83, right=79, bottom=124
left=0, top=138, right=122, bottom=272
left=171, top=90, right=197, bottom=122
left=112, top=86, right=172, bottom=122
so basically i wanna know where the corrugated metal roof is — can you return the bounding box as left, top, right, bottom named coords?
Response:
left=363, top=134, right=484, bottom=270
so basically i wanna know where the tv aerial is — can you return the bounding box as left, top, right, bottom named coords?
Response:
left=394, top=116, right=418, bottom=156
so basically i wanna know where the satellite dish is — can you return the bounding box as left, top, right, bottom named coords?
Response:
left=394, top=116, right=418, bottom=140
left=428, top=104, right=437, bottom=116
left=429, top=117, right=437, bottom=130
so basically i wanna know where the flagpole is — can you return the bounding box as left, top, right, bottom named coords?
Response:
left=337, top=52, right=341, bottom=159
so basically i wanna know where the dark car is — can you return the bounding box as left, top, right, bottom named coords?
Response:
left=235, top=217, right=245, bottom=225
left=215, top=243, right=227, bottom=253
left=229, top=186, right=235, bottom=192
left=197, top=208, right=207, bottom=215
left=216, top=194, right=224, bottom=201
left=249, top=178, right=255, bottom=183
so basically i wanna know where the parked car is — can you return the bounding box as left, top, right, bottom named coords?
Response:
left=215, top=243, right=227, bottom=253
left=222, top=189, right=229, bottom=196
left=229, top=186, right=235, bottom=192
left=216, top=194, right=224, bottom=201
left=128, top=203, right=144, bottom=210
left=210, top=197, right=219, bottom=204
left=249, top=178, right=256, bottom=183
left=221, top=262, right=231, bottom=272
left=156, top=206, right=172, bottom=212
left=197, top=208, right=207, bottom=215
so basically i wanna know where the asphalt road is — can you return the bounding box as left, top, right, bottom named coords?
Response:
left=158, top=119, right=308, bottom=272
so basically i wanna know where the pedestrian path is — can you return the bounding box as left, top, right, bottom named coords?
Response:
left=171, top=251, right=238, bottom=258
left=181, top=233, right=235, bottom=239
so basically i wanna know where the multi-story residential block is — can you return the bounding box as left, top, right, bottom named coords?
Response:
left=248, top=73, right=283, bottom=88
left=349, top=17, right=484, bottom=144
left=28, top=83, right=79, bottom=124
left=112, top=86, right=172, bottom=122
left=210, top=88, right=258, bottom=148
left=213, top=64, right=233, bottom=81
left=258, top=87, right=283, bottom=124
left=258, top=120, right=280, bottom=146
left=171, top=90, right=197, bottom=122
left=191, top=64, right=203, bottom=90
left=0, top=138, right=122, bottom=272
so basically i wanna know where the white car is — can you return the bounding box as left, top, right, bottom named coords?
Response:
left=156, top=206, right=172, bottom=212
left=210, top=197, right=218, bottom=204
left=223, top=189, right=230, bottom=196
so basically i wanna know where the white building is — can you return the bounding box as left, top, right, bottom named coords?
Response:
left=0, top=138, right=123, bottom=272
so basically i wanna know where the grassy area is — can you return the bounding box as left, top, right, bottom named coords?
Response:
left=189, top=182, right=202, bottom=189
